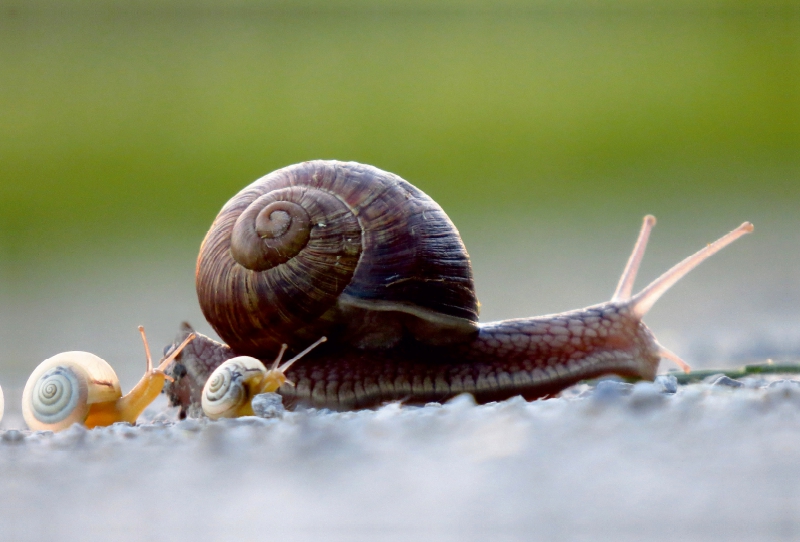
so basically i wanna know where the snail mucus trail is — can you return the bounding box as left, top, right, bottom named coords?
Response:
left=162, top=161, right=753, bottom=416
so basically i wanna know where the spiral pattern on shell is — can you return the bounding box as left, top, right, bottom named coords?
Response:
left=197, top=160, right=479, bottom=358
left=23, top=352, right=122, bottom=431
left=201, top=357, right=266, bottom=419
left=29, top=366, right=89, bottom=426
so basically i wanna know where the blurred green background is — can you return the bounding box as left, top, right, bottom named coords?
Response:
left=0, top=1, right=798, bottom=400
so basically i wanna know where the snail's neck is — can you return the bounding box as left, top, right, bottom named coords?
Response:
left=466, top=302, right=660, bottom=380
left=82, top=377, right=164, bottom=428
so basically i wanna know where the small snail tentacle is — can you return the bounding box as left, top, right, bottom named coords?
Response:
left=108, top=328, right=196, bottom=425
left=271, top=336, right=328, bottom=388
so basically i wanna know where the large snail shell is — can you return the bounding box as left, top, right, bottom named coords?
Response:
left=197, top=160, right=479, bottom=357
left=201, top=356, right=267, bottom=419
left=22, top=352, right=122, bottom=432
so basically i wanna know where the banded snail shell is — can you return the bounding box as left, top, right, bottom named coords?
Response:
left=196, top=160, right=480, bottom=358
left=201, top=356, right=268, bottom=420
left=22, top=352, right=122, bottom=432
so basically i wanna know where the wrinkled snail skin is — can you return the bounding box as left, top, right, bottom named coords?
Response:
left=169, top=309, right=657, bottom=411
left=22, top=329, right=195, bottom=432
left=163, top=161, right=754, bottom=414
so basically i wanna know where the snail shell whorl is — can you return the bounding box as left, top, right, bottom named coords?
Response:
left=197, top=160, right=479, bottom=357
left=30, top=366, right=87, bottom=425
left=22, top=352, right=122, bottom=432
left=201, top=357, right=267, bottom=419
left=230, top=198, right=312, bottom=271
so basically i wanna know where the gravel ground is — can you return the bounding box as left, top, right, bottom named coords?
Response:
left=2, top=376, right=800, bottom=542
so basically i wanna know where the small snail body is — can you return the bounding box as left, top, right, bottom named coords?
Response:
left=164, top=161, right=754, bottom=415
left=23, top=327, right=195, bottom=431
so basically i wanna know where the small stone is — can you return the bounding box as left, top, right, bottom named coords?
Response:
left=1, top=430, right=24, bottom=444
left=252, top=393, right=286, bottom=419
left=654, top=375, right=678, bottom=394
left=592, top=380, right=634, bottom=401
left=708, top=375, right=744, bottom=388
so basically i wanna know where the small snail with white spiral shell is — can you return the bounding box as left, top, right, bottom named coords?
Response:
left=202, top=337, right=326, bottom=419
left=22, top=327, right=195, bottom=431
left=162, top=160, right=753, bottom=416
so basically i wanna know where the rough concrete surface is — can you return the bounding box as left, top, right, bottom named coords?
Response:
left=2, top=377, right=799, bottom=541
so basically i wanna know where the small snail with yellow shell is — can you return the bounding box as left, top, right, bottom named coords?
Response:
left=163, top=160, right=754, bottom=416
left=22, top=327, right=195, bottom=431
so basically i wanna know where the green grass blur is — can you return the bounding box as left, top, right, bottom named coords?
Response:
left=0, top=1, right=797, bottom=273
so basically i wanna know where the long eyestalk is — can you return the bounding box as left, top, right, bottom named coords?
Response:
left=630, top=222, right=753, bottom=318
left=608, top=218, right=753, bottom=374
left=85, top=328, right=196, bottom=427
left=613, top=215, right=657, bottom=302
left=258, top=336, right=328, bottom=393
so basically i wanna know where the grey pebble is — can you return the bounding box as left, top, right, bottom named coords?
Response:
left=252, top=393, right=286, bottom=419
left=1, top=430, right=25, bottom=444
left=593, top=380, right=634, bottom=400
left=654, top=375, right=678, bottom=394
left=707, top=375, right=744, bottom=388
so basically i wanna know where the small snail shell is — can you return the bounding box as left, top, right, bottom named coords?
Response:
left=202, top=337, right=326, bottom=420
left=22, top=327, right=195, bottom=432
left=22, top=352, right=121, bottom=431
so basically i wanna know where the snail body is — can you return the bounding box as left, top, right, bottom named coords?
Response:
left=164, top=160, right=753, bottom=415
left=22, top=327, right=195, bottom=431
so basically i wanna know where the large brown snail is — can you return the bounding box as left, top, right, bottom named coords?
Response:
left=163, top=160, right=753, bottom=416
left=22, top=327, right=195, bottom=431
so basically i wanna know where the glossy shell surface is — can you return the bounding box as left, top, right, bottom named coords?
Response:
left=22, top=351, right=122, bottom=431
left=197, top=160, right=479, bottom=357
left=201, top=356, right=268, bottom=419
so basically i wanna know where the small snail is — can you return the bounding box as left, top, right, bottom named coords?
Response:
left=163, top=160, right=753, bottom=415
left=22, top=327, right=195, bottom=431
left=202, top=337, right=326, bottom=419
